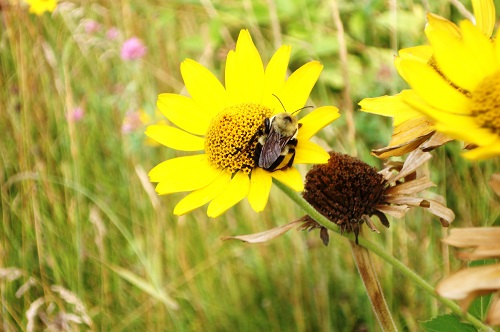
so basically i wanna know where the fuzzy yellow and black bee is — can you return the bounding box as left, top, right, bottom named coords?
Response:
left=254, top=95, right=310, bottom=172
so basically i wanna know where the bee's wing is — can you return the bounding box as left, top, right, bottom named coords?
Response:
left=258, top=129, right=295, bottom=169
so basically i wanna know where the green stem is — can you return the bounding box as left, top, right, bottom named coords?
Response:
left=274, top=179, right=492, bottom=332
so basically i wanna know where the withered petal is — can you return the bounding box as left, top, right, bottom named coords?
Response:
left=443, top=228, right=500, bottom=248
left=371, top=118, right=435, bottom=159
left=420, top=132, right=453, bottom=152
left=385, top=149, right=432, bottom=183
left=375, top=204, right=409, bottom=218
left=457, top=245, right=500, bottom=260
left=372, top=133, right=433, bottom=159
left=423, top=199, right=455, bottom=226
left=385, top=176, right=435, bottom=196
left=221, top=220, right=303, bottom=243
left=436, top=264, right=500, bottom=301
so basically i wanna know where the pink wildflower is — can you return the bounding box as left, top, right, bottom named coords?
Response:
left=120, top=37, right=147, bottom=60
left=67, top=107, right=85, bottom=122
left=84, top=19, right=100, bottom=34
left=106, top=27, right=119, bottom=40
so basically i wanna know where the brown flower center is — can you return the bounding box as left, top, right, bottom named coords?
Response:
left=204, top=103, right=272, bottom=174
left=471, top=71, right=500, bottom=134
left=302, top=152, right=387, bottom=241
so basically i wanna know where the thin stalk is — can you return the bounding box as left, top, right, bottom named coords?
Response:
left=351, top=241, right=397, bottom=331
left=274, top=179, right=492, bottom=331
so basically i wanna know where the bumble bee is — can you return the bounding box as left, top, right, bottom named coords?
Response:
left=254, top=96, right=310, bottom=172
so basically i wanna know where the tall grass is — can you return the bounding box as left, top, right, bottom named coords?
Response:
left=1, top=0, right=499, bottom=331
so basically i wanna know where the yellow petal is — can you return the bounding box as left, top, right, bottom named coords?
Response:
left=247, top=167, right=273, bottom=212
left=472, top=0, right=496, bottom=37
left=359, top=91, right=425, bottom=126
left=225, top=29, right=265, bottom=104
left=395, top=46, right=433, bottom=82
left=145, top=125, right=205, bottom=151
left=461, top=140, right=500, bottom=160
left=261, top=45, right=291, bottom=109
left=426, top=13, right=461, bottom=38
left=398, top=45, right=433, bottom=62
left=398, top=59, right=470, bottom=114
left=297, top=106, right=340, bottom=140
left=294, top=140, right=330, bottom=165
left=430, top=112, right=499, bottom=146
left=157, top=94, right=211, bottom=135
left=180, top=59, right=228, bottom=118
left=173, top=172, right=231, bottom=215
left=271, top=167, right=304, bottom=192
left=150, top=155, right=221, bottom=194
left=426, top=16, right=494, bottom=91
left=207, top=171, right=250, bottom=217
left=280, top=61, right=323, bottom=113
left=496, top=37, right=500, bottom=66
left=460, top=19, right=497, bottom=75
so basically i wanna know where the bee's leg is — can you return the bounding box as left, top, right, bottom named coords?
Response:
left=286, top=149, right=296, bottom=169
left=254, top=143, right=263, bottom=164
left=231, top=131, right=259, bottom=156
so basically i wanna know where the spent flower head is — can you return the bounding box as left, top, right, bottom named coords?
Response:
left=224, top=150, right=454, bottom=245
left=359, top=0, right=500, bottom=159
left=300, top=150, right=455, bottom=244
left=146, top=29, right=339, bottom=217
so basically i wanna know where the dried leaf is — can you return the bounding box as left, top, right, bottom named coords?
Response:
left=222, top=220, right=303, bottom=243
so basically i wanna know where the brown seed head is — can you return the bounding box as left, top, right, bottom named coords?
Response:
left=302, top=152, right=387, bottom=243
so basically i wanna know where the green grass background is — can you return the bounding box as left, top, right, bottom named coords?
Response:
left=1, top=0, right=499, bottom=331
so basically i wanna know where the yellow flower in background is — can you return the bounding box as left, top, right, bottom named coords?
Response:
left=146, top=29, right=339, bottom=217
left=360, top=0, right=499, bottom=159
left=25, top=0, right=57, bottom=15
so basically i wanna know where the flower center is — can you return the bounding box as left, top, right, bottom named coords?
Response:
left=471, top=71, right=500, bottom=134
left=302, top=152, right=387, bottom=241
left=205, top=103, right=272, bottom=174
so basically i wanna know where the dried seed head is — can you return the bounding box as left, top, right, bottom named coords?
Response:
left=302, top=152, right=387, bottom=244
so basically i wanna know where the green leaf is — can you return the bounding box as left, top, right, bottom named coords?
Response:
left=420, top=314, right=477, bottom=332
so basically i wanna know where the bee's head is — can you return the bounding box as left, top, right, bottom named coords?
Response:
left=272, top=112, right=299, bottom=136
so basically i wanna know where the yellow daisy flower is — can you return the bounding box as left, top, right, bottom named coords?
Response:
left=146, top=29, right=339, bottom=217
left=24, top=0, right=57, bottom=15
left=360, top=0, right=499, bottom=159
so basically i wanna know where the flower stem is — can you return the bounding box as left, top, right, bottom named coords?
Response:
left=274, top=179, right=492, bottom=331
left=350, top=240, right=397, bottom=331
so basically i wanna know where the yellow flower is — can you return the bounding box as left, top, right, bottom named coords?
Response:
left=146, top=29, right=339, bottom=217
left=360, top=0, right=499, bottom=160
left=25, top=0, right=57, bottom=15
